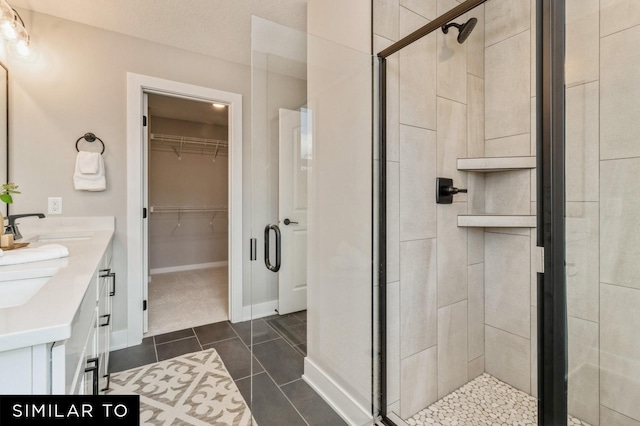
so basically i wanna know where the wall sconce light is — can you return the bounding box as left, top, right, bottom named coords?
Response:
left=0, top=0, right=30, bottom=57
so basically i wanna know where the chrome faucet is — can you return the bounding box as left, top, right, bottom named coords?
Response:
left=6, top=213, right=45, bottom=240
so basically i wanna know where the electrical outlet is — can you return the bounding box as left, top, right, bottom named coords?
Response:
left=48, top=197, right=62, bottom=215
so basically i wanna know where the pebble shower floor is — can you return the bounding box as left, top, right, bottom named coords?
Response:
left=405, top=374, right=590, bottom=426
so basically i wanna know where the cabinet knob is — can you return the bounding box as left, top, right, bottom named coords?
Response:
left=99, top=314, right=111, bottom=327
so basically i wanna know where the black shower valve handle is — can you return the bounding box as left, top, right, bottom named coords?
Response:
left=436, top=177, right=467, bottom=204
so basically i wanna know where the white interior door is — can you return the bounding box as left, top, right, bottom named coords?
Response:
left=278, top=108, right=308, bottom=315
left=142, top=92, right=149, bottom=333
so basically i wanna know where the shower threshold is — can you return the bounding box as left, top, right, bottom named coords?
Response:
left=404, top=373, right=590, bottom=426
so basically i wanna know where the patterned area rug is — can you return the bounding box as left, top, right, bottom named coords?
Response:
left=108, top=349, right=254, bottom=425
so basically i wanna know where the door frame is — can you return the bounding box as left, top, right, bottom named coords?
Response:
left=126, top=72, right=243, bottom=347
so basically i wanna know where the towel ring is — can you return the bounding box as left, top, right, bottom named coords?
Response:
left=75, top=132, right=105, bottom=154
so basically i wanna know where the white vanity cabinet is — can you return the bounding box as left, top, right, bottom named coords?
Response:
left=0, top=218, right=115, bottom=395
left=52, top=243, right=114, bottom=395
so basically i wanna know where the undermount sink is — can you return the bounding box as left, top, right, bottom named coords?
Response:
left=0, top=267, right=59, bottom=309
left=27, top=232, right=94, bottom=242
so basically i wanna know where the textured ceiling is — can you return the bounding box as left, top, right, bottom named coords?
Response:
left=9, top=0, right=307, bottom=65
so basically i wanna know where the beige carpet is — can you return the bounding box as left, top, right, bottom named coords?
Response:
left=108, top=348, right=253, bottom=425
left=147, top=267, right=228, bottom=337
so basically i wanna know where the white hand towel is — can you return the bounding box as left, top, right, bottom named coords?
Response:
left=0, top=244, right=69, bottom=266
left=78, top=151, right=100, bottom=174
left=74, top=152, right=106, bottom=191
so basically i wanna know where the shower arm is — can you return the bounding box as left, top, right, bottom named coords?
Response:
left=378, top=0, right=487, bottom=58
left=441, top=22, right=463, bottom=34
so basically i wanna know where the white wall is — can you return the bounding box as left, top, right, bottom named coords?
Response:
left=3, top=9, right=252, bottom=335
left=305, top=0, right=373, bottom=424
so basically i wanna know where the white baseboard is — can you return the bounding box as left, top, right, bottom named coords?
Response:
left=150, top=261, right=228, bottom=275
left=241, top=300, right=278, bottom=322
left=110, top=330, right=130, bottom=351
left=303, top=357, right=373, bottom=426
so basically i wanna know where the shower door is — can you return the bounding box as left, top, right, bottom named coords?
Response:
left=376, top=0, right=640, bottom=424
left=247, top=15, right=310, bottom=425
left=564, top=0, right=640, bottom=424
left=248, top=12, right=375, bottom=425
left=378, top=0, right=545, bottom=424
left=249, top=16, right=308, bottom=320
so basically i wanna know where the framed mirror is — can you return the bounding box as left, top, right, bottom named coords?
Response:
left=0, top=62, right=7, bottom=217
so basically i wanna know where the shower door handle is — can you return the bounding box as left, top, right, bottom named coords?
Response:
left=264, top=224, right=281, bottom=272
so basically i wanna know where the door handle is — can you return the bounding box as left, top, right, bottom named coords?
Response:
left=264, top=224, right=281, bottom=272
left=283, top=218, right=298, bottom=225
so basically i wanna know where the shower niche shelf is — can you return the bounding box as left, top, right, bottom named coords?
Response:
left=456, top=156, right=536, bottom=229
left=457, top=215, right=536, bottom=228
left=457, top=156, right=535, bottom=172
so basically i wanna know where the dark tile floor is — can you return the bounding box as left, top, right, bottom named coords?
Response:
left=109, top=310, right=346, bottom=426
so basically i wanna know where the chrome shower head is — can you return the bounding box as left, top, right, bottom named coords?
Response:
left=442, top=17, right=478, bottom=44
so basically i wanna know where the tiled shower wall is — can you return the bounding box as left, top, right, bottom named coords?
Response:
left=374, top=0, right=487, bottom=418
left=482, top=0, right=538, bottom=401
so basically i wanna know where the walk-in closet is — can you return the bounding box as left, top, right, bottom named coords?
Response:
left=146, top=93, right=229, bottom=336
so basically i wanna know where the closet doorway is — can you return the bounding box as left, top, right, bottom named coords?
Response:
left=145, top=94, right=230, bottom=336
left=146, top=93, right=229, bottom=336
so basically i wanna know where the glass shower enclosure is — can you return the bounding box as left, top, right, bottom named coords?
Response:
left=565, top=0, right=640, bottom=424
left=376, top=0, right=640, bottom=425
left=248, top=11, right=376, bottom=426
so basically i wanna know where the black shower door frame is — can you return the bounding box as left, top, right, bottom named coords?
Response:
left=375, top=0, right=567, bottom=424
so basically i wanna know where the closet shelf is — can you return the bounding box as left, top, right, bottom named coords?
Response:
left=150, top=133, right=228, bottom=159
left=457, top=156, right=536, bottom=172
left=458, top=215, right=536, bottom=228
left=150, top=206, right=228, bottom=214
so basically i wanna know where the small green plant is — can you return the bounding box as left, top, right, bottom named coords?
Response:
left=0, top=182, right=20, bottom=204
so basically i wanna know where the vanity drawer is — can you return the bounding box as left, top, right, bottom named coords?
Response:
left=51, top=276, right=98, bottom=394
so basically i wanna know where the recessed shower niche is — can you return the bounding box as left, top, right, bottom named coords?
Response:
left=457, top=155, right=536, bottom=227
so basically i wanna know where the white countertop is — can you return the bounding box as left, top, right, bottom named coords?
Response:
left=0, top=217, right=114, bottom=352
